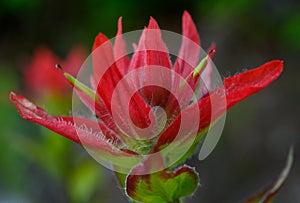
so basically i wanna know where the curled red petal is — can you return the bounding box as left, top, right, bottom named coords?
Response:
left=10, top=94, right=142, bottom=170
left=9, top=92, right=124, bottom=147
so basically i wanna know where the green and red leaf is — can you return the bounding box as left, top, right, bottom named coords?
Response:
left=126, top=165, right=199, bottom=203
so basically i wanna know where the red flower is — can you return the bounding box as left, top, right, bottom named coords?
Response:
left=11, top=10, right=283, bottom=180
left=24, top=45, right=87, bottom=97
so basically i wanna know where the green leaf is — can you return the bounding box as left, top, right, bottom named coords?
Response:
left=126, top=165, right=199, bottom=203
left=243, top=147, right=293, bottom=203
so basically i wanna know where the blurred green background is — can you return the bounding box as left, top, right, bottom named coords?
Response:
left=0, top=0, right=299, bottom=202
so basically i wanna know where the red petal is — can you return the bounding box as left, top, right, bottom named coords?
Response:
left=129, top=17, right=172, bottom=107
left=9, top=92, right=124, bottom=146
left=156, top=60, right=284, bottom=148
left=225, top=60, right=283, bottom=108
left=114, top=17, right=130, bottom=75
left=93, top=33, right=153, bottom=131
left=173, top=11, right=200, bottom=85
left=92, top=33, right=122, bottom=111
left=166, top=11, right=201, bottom=118
left=72, top=88, right=120, bottom=134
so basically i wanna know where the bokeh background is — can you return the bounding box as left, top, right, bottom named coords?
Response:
left=0, top=0, right=299, bottom=202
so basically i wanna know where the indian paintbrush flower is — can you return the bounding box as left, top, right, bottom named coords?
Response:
left=10, top=11, right=290, bottom=203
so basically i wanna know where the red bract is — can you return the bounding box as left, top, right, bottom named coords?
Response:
left=10, top=11, right=284, bottom=198
left=24, top=46, right=87, bottom=97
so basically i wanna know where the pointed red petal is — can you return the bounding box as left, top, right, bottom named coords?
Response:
left=93, top=33, right=153, bottom=130
left=129, top=17, right=172, bottom=107
left=156, top=60, right=284, bottom=148
left=130, top=17, right=172, bottom=68
left=225, top=60, right=283, bottom=108
left=114, top=17, right=130, bottom=75
left=166, top=11, right=201, bottom=118
left=92, top=33, right=122, bottom=111
left=173, top=11, right=200, bottom=83
left=182, top=11, right=200, bottom=45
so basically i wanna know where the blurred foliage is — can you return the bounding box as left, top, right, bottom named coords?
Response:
left=0, top=66, right=27, bottom=194
left=197, top=0, right=260, bottom=22
left=281, top=12, right=300, bottom=49
left=0, top=63, right=105, bottom=202
left=0, top=0, right=299, bottom=202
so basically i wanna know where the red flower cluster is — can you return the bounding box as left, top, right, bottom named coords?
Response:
left=24, top=46, right=87, bottom=97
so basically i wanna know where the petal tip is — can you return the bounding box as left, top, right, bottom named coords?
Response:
left=9, top=92, right=16, bottom=104
left=9, top=91, right=16, bottom=98
left=267, top=59, right=284, bottom=77
left=183, top=10, right=192, bottom=19
left=277, top=59, right=284, bottom=68
left=181, top=10, right=200, bottom=45
left=278, top=60, right=284, bottom=72
left=117, top=17, right=123, bottom=35
left=148, top=16, right=159, bottom=29
left=9, top=92, right=20, bottom=103
left=93, top=33, right=109, bottom=51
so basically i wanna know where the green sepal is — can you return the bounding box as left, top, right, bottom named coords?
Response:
left=193, top=55, right=209, bottom=78
left=64, top=72, right=99, bottom=103
left=179, top=54, right=209, bottom=90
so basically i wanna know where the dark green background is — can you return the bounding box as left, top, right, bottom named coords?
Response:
left=0, top=0, right=299, bottom=202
